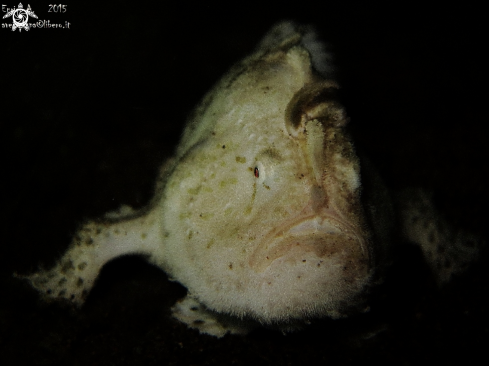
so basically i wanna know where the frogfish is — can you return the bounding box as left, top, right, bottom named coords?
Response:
left=18, top=21, right=481, bottom=337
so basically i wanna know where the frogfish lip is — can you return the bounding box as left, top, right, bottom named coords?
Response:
left=249, top=213, right=369, bottom=273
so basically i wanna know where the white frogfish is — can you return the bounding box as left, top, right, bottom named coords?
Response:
left=19, top=21, right=480, bottom=337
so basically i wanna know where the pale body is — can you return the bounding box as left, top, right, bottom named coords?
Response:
left=21, top=22, right=480, bottom=337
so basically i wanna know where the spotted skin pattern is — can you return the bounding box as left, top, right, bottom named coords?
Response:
left=17, top=22, right=481, bottom=337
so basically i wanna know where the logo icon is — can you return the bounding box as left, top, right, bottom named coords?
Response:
left=3, top=3, right=38, bottom=32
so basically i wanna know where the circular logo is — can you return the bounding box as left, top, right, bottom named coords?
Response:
left=3, top=4, right=38, bottom=32
left=11, top=9, right=28, bottom=28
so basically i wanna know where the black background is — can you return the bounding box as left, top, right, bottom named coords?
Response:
left=1, top=2, right=488, bottom=365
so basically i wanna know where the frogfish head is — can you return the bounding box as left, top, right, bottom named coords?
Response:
left=245, top=80, right=373, bottom=322
left=161, top=22, right=375, bottom=324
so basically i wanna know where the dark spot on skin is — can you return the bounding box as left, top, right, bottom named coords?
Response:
left=75, top=235, right=82, bottom=245
left=222, top=145, right=226, bottom=149
left=262, top=148, right=282, bottom=161
left=77, top=262, right=87, bottom=271
left=76, top=277, right=84, bottom=287
left=85, top=237, right=94, bottom=245
left=60, top=260, right=75, bottom=274
left=229, top=263, right=233, bottom=269
left=58, top=278, right=67, bottom=286
left=190, top=307, right=199, bottom=311
left=193, top=320, right=205, bottom=325
left=297, top=276, right=301, bottom=279
left=96, top=228, right=102, bottom=235
left=302, top=259, right=306, bottom=263
left=58, top=289, right=66, bottom=297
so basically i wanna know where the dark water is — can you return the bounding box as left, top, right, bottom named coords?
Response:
left=1, top=2, right=487, bottom=365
